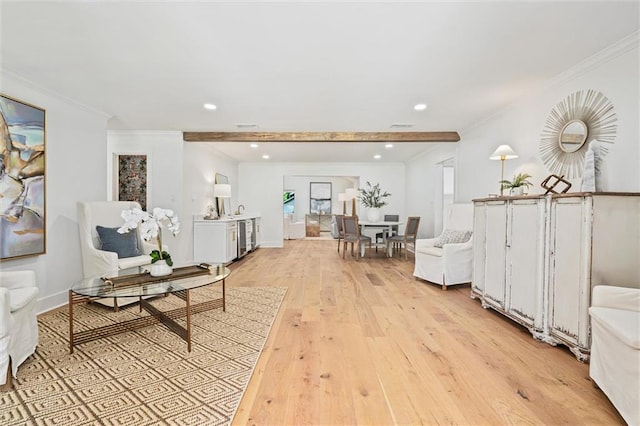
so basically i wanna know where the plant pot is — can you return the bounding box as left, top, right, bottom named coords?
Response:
left=150, top=260, right=173, bottom=277
left=367, top=208, right=381, bottom=222
left=510, top=186, right=524, bottom=196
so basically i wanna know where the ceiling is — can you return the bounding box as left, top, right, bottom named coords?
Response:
left=1, top=1, right=638, bottom=163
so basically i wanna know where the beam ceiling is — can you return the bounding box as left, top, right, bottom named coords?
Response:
left=183, top=131, right=461, bottom=143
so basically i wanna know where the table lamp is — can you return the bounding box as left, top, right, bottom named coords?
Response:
left=489, top=145, right=518, bottom=196
left=345, top=188, right=359, bottom=216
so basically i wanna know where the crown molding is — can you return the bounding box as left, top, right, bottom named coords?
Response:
left=545, top=30, right=639, bottom=90
left=462, top=31, right=639, bottom=135
left=0, top=67, right=111, bottom=119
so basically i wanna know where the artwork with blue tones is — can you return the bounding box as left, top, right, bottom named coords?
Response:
left=0, top=94, right=46, bottom=260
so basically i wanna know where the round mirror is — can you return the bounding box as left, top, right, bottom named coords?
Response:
left=558, top=119, right=588, bottom=153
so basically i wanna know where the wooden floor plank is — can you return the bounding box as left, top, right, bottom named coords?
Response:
left=232, top=240, right=624, bottom=425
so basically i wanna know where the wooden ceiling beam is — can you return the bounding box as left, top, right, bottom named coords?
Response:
left=183, top=131, right=460, bottom=143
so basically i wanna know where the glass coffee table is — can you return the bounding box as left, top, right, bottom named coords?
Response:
left=68, top=263, right=230, bottom=353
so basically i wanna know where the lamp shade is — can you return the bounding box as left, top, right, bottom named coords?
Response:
left=345, top=188, right=359, bottom=200
left=489, top=144, right=519, bottom=160
left=213, top=183, right=231, bottom=198
left=338, top=193, right=347, bottom=202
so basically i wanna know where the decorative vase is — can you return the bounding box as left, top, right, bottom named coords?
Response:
left=367, top=208, right=381, bottom=222
left=150, top=260, right=173, bottom=277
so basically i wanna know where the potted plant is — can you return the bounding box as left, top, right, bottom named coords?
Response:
left=500, top=173, right=533, bottom=196
left=118, top=207, right=180, bottom=276
left=358, top=181, right=391, bottom=222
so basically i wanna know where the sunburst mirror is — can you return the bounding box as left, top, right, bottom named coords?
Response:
left=539, top=89, right=617, bottom=179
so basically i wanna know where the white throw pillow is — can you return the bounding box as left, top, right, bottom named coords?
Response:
left=433, top=229, right=472, bottom=248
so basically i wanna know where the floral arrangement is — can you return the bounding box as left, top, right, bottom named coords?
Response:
left=118, top=207, right=180, bottom=266
left=358, top=181, right=391, bottom=208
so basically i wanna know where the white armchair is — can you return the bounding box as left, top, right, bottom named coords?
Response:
left=0, top=270, right=39, bottom=391
left=283, top=214, right=305, bottom=240
left=78, top=201, right=165, bottom=309
left=413, top=204, right=474, bottom=289
left=589, top=285, right=640, bottom=425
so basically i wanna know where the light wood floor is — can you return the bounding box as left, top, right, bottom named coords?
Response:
left=229, top=239, right=624, bottom=425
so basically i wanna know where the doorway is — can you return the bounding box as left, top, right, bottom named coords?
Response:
left=434, top=158, right=455, bottom=235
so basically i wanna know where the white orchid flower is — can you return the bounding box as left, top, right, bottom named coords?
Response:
left=117, top=206, right=181, bottom=261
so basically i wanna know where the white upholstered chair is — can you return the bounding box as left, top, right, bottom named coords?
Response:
left=78, top=201, right=164, bottom=308
left=413, top=204, right=474, bottom=289
left=0, top=270, right=39, bottom=391
left=589, top=285, right=640, bottom=425
left=283, top=213, right=306, bottom=240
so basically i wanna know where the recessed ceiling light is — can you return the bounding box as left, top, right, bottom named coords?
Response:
left=373, top=154, right=381, bottom=160
left=203, top=103, right=217, bottom=110
left=414, top=103, right=427, bottom=111
left=250, top=143, right=259, bottom=148
left=385, top=143, right=394, bottom=149
left=262, top=154, right=270, bottom=159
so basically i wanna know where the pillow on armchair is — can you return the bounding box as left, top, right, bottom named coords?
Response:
left=96, top=226, right=142, bottom=258
left=433, top=229, right=472, bottom=248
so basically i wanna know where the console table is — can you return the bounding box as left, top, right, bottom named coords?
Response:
left=68, top=263, right=230, bottom=353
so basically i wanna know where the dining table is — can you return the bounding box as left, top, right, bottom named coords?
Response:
left=358, top=219, right=403, bottom=257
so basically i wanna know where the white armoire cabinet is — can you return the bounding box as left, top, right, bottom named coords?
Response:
left=473, top=193, right=640, bottom=361
left=472, top=196, right=547, bottom=338
left=548, top=194, right=640, bottom=360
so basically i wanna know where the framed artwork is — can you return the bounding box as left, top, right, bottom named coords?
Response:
left=310, top=182, right=331, bottom=214
left=0, top=94, right=46, bottom=260
left=117, top=154, right=148, bottom=210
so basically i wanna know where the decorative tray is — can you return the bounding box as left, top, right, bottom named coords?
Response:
left=101, top=263, right=212, bottom=289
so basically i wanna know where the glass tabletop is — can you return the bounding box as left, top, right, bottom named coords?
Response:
left=71, top=263, right=230, bottom=298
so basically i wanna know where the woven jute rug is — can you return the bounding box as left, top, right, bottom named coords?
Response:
left=1, top=286, right=286, bottom=426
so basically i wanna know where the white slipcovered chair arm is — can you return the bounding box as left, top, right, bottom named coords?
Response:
left=82, top=247, right=119, bottom=278
left=0, top=287, right=10, bottom=333
left=0, top=287, right=9, bottom=385
left=591, top=285, right=640, bottom=312
left=415, top=238, right=437, bottom=250
left=0, top=270, right=36, bottom=290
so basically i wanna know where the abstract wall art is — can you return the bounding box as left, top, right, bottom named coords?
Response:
left=0, top=94, right=46, bottom=260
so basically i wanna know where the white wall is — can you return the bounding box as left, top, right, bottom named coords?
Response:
left=406, top=144, right=459, bottom=238
left=182, top=142, right=237, bottom=262
left=458, top=40, right=639, bottom=201
left=107, top=134, right=238, bottom=264
left=239, top=162, right=405, bottom=247
left=407, top=37, right=640, bottom=237
left=0, top=71, right=109, bottom=313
